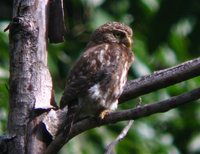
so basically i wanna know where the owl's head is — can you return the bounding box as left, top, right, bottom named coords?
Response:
left=90, top=22, right=133, bottom=48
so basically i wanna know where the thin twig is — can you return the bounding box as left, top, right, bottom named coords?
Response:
left=105, top=120, right=134, bottom=154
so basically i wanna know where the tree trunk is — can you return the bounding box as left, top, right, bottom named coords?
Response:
left=8, top=0, right=54, bottom=153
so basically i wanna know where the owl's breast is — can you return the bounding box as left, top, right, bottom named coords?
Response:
left=77, top=44, right=133, bottom=116
left=87, top=60, right=129, bottom=111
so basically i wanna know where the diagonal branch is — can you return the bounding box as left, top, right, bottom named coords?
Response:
left=45, top=87, right=200, bottom=153
left=69, top=87, right=200, bottom=140
left=120, top=57, right=200, bottom=102
left=104, top=120, right=134, bottom=154
left=44, top=57, right=200, bottom=154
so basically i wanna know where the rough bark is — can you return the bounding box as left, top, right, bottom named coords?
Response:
left=8, top=0, right=55, bottom=153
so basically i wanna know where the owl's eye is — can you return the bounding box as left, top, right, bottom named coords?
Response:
left=114, top=32, right=124, bottom=39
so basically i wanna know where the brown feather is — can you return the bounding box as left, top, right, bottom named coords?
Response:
left=60, top=22, right=134, bottom=120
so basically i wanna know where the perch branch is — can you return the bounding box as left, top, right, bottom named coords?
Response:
left=45, top=87, right=200, bottom=154
left=120, top=57, right=200, bottom=102
left=45, top=57, right=200, bottom=153
left=69, top=87, right=200, bottom=140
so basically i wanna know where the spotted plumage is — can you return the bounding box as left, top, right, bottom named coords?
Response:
left=60, top=22, right=134, bottom=120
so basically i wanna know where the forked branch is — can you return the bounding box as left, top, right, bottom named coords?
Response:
left=45, top=57, right=200, bottom=154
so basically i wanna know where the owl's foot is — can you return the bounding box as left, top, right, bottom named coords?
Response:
left=99, top=109, right=112, bottom=119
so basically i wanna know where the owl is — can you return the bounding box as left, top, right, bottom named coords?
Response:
left=60, top=22, right=134, bottom=120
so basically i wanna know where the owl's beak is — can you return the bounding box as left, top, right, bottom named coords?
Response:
left=122, top=36, right=132, bottom=48
left=127, top=36, right=132, bottom=48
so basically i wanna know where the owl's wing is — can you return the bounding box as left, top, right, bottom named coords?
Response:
left=60, top=43, right=112, bottom=108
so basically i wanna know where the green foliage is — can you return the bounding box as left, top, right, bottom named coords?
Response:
left=0, top=0, right=200, bottom=153
left=0, top=23, right=9, bottom=134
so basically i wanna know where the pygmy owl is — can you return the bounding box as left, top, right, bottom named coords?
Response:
left=60, top=22, right=134, bottom=120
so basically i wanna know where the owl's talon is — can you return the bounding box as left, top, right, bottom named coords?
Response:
left=99, top=109, right=111, bottom=119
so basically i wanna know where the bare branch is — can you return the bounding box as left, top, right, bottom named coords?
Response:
left=48, top=0, right=65, bottom=43
left=44, top=57, right=200, bottom=154
left=105, top=120, right=134, bottom=154
left=69, top=87, right=200, bottom=140
left=120, top=57, right=200, bottom=102
left=44, top=105, right=78, bottom=154
left=44, top=86, right=200, bottom=153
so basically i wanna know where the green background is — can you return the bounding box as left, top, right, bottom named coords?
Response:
left=0, top=0, right=200, bottom=153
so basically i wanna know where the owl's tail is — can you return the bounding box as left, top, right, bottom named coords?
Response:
left=57, top=104, right=79, bottom=144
